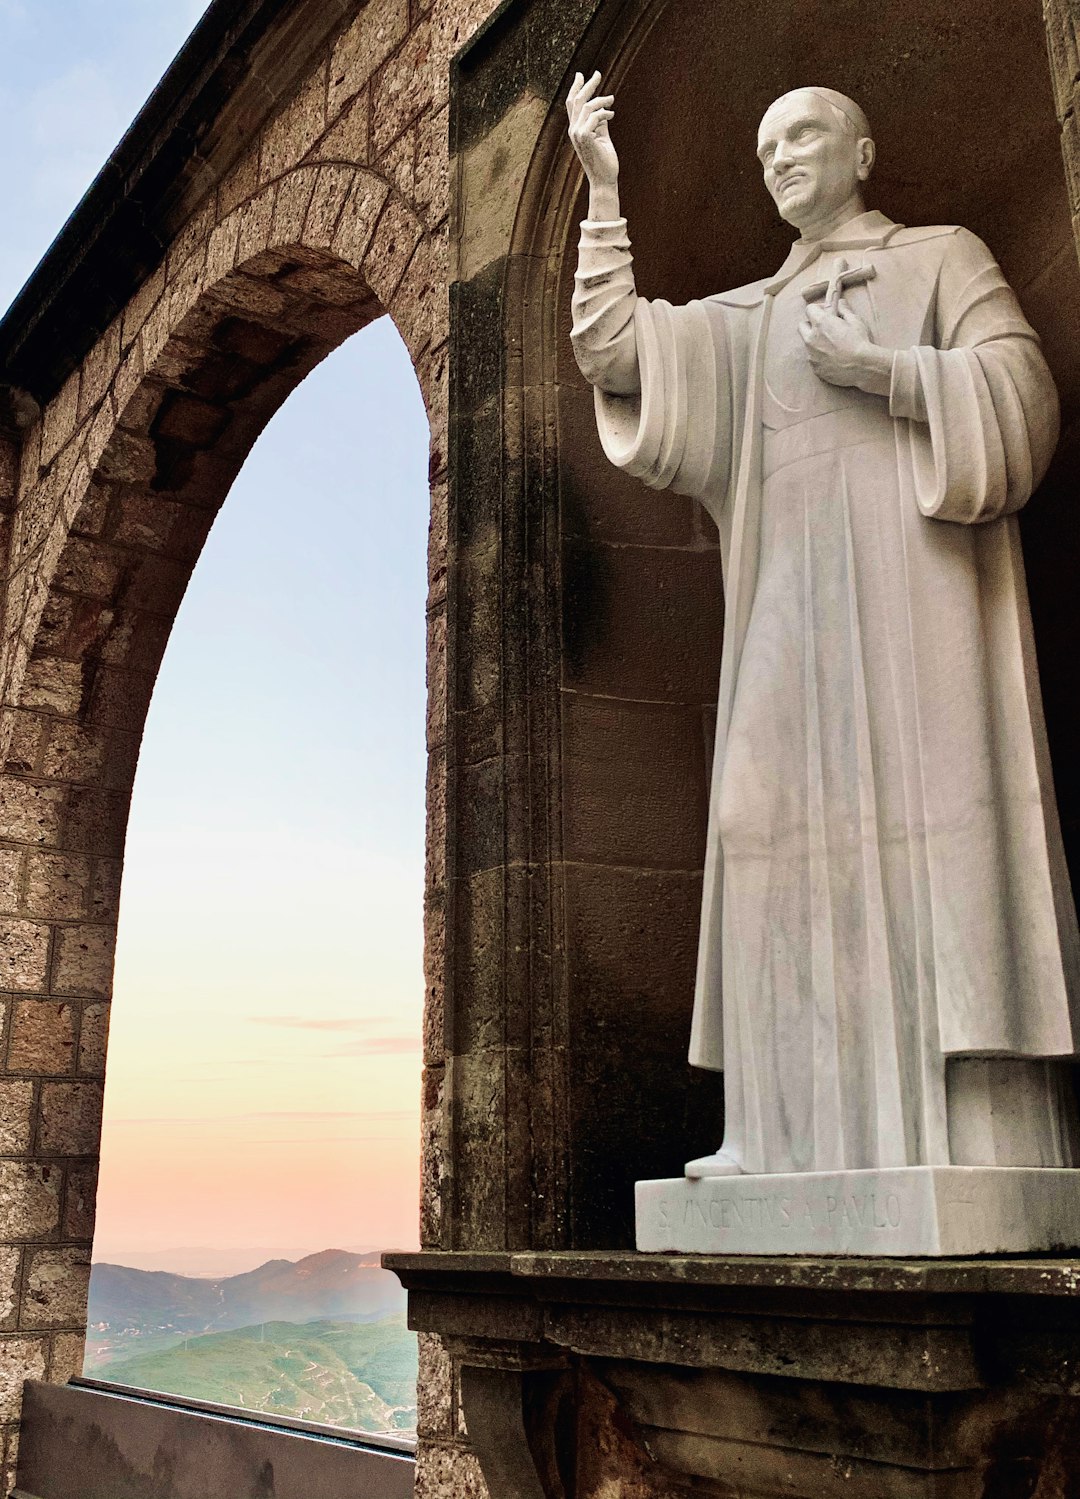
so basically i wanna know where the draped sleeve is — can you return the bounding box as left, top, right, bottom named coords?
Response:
left=889, top=228, right=1060, bottom=524
left=570, top=220, right=745, bottom=522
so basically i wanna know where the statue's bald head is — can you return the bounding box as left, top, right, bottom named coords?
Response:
left=760, top=88, right=871, bottom=143
left=756, top=87, right=875, bottom=237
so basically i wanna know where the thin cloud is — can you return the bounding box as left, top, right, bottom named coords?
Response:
left=106, top=1109, right=415, bottom=1127
left=245, top=1110, right=415, bottom=1121
left=319, top=1037, right=422, bottom=1058
left=247, top=1016, right=394, bottom=1032
left=249, top=1135, right=417, bottom=1145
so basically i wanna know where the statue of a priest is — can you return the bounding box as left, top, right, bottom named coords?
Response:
left=567, top=79, right=1080, bottom=1180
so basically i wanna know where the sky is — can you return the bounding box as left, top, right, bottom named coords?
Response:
left=0, top=3, right=430, bottom=1267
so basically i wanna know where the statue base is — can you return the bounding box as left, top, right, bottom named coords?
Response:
left=635, top=1166, right=1080, bottom=1256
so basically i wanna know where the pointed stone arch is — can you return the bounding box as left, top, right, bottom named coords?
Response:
left=0, top=155, right=439, bottom=1442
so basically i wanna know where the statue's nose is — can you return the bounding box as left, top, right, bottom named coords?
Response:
left=773, top=140, right=793, bottom=170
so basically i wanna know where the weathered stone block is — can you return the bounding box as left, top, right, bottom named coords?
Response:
left=421, top=1064, right=448, bottom=1247
left=0, top=920, right=50, bottom=993
left=417, top=340, right=448, bottom=471
left=8, top=1002, right=76, bottom=1076
left=423, top=899, right=445, bottom=1064
left=328, top=0, right=409, bottom=118
left=88, top=860, right=122, bottom=922
left=428, top=472, right=448, bottom=604
left=40, top=723, right=105, bottom=786
left=427, top=606, right=447, bottom=753
left=415, top=105, right=449, bottom=224
left=0, top=1081, right=34, bottom=1154
left=40, top=374, right=81, bottom=471
left=37, top=1083, right=104, bottom=1157
left=76, top=1003, right=110, bottom=1078
left=19, top=659, right=83, bottom=718
left=60, top=786, right=129, bottom=857
left=364, top=197, right=424, bottom=305
left=3, top=714, right=44, bottom=778
left=117, top=553, right=189, bottom=616
left=0, top=1163, right=61, bottom=1241
left=77, top=319, right=122, bottom=423
left=218, top=153, right=260, bottom=219
left=332, top=170, right=391, bottom=267
left=269, top=167, right=320, bottom=245
left=62, top=1161, right=98, bottom=1240
left=25, top=852, right=90, bottom=921
left=167, top=200, right=215, bottom=281
left=111, top=493, right=183, bottom=554
left=68, top=479, right=111, bottom=539
left=234, top=188, right=277, bottom=268
left=314, top=88, right=370, bottom=165
left=54, top=535, right=125, bottom=602
left=260, top=61, right=329, bottom=182
left=425, top=745, right=446, bottom=895
left=120, top=266, right=166, bottom=351
left=417, top=1333, right=453, bottom=1439
left=48, top=1330, right=86, bottom=1384
left=52, top=926, right=114, bottom=999
left=0, top=1250, right=19, bottom=1331
left=0, top=849, right=21, bottom=915
left=112, top=342, right=146, bottom=423
left=392, top=226, right=443, bottom=356
left=303, top=163, right=356, bottom=247
left=379, top=125, right=417, bottom=205
left=205, top=216, right=242, bottom=286
left=0, top=1339, right=46, bottom=1418
left=21, top=1248, right=91, bottom=1330
left=372, top=19, right=432, bottom=155
left=414, top=1440, right=489, bottom=1499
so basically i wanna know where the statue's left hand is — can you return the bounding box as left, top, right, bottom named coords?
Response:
left=799, top=300, right=892, bottom=396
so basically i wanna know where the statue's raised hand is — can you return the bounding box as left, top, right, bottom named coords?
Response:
left=567, top=71, right=618, bottom=187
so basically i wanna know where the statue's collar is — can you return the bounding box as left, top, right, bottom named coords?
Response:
left=765, top=210, right=902, bottom=295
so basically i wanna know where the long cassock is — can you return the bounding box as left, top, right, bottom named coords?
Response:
left=571, top=207, right=1080, bottom=1174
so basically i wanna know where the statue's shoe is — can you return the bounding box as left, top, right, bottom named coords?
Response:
left=684, top=1151, right=743, bottom=1180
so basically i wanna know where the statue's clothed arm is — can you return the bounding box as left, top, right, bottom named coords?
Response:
left=571, top=220, right=741, bottom=515
left=888, top=228, right=1059, bottom=524
left=570, top=219, right=641, bottom=395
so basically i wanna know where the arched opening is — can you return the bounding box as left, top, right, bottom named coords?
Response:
left=83, top=311, right=428, bottom=1439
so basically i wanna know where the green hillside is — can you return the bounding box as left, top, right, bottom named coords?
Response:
left=97, top=1315, right=418, bottom=1435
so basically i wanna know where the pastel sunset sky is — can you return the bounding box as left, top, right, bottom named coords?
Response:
left=0, top=2, right=428, bottom=1265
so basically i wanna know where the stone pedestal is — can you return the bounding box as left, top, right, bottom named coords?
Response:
left=388, top=1249, right=1080, bottom=1497
left=636, top=1166, right=1080, bottom=1255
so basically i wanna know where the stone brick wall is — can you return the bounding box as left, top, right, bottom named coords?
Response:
left=0, top=0, right=501, bottom=1492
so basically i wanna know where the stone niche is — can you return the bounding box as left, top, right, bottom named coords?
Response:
left=445, top=0, right=1080, bottom=1256
left=411, top=0, right=1080, bottom=1494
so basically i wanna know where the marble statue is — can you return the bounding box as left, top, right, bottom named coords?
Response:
left=567, top=78, right=1080, bottom=1251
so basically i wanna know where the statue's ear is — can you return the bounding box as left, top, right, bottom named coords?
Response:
left=856, top=137, right=876, bottom=182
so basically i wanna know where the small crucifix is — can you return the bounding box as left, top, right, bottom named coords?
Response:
left=802, top=256, right=877, bottom=312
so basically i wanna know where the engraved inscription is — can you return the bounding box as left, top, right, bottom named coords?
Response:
left=672, top=1187, right=903, bottom=1234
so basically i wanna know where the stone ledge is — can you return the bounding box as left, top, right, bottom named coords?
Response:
left=385, top=1246, right=1080, bottom=1297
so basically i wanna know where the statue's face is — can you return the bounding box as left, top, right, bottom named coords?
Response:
left=756, top=92, right=870, bottom=231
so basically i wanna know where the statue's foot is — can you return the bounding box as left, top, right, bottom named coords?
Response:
left=685, top=1150, right=743, bottom=1180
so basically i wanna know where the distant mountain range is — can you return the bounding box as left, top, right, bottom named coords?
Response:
left=86, top=1250, right=416, bottom=1437
left=90, top=1245, right=385, bottom=1278
left=88, top=1249, right=404, bottom=1345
